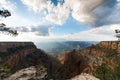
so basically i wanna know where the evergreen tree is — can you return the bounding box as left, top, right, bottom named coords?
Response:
left=0, top=8, right=18, bottom=36
left=115, top=29, right=120, bottom=41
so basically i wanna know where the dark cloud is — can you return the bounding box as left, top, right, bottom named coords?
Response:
left=15, top=25, right=53, bottom=36
left=31, top=27, right=50, bottom=36
left=92, top=0, right=118, bottom=27
left=66, top=0, right=119, bottom=27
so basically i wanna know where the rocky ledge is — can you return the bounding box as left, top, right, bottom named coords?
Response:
left=4, top=66, right=47, bottom=80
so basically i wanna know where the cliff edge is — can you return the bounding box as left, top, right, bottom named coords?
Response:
left=58, top=41, right=120, bottom=79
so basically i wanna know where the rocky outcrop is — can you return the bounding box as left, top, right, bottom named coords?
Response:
left=70, top=73, right=100, bottom=80
left=0, top=42, right=61, bottom=80
left=5, top=66, right=47, bottom=80
left=0, top=42, right=40, bottom=69
left=97, top=41, right=120, bottom=53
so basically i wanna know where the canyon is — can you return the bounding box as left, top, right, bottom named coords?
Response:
left=0, top=41, right=120, bottom=80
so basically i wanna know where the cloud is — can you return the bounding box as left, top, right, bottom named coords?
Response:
left=0, top=0, right=16, bottom=12
left=21, top=0, right=120, bottom=27
left=21, top=0, right=49, bottom=12
left=66, top=0, right=119, bottom=27
left=21, top=0, right=70, bottom=25
left=65, top=0, right=106, bottom=24
left=0, top=0, right=54, bottom=37
left=63, top=24, right=120, bottom=41
left=91, top=0, right=119, bottom=26
left=14, top=25, right=54, bottom=36
left=45, top=4, right=70, bottom=25
left=66, top=0, right=120, bottom=27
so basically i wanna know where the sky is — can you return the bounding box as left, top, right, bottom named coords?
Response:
left=0, top=0, right=120, bottom=43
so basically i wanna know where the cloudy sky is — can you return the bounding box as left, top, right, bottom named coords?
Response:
left=0, top=0, right=120, bottom=42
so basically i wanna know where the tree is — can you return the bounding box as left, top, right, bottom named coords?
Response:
left=115, top=29, right=120, bottom=41
left=0, top=9, right=11, bottom=18
left=0, top=8, right=18, bottom=36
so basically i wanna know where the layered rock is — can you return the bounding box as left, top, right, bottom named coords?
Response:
left=58, top=41, right=120, bottom=79
left=0, top=42, right=35, bottom=53
left=0, top=42, right=61, bottom=80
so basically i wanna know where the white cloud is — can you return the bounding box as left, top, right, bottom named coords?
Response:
left=21, top=0, right=50, bottom=12
left=65, top=0, right=106, bottom=24
left=21, top=0, right=70, bottom=25
left=0, top=0, right=16, bottom=12
left=0, top=0, right=54, bottom=37
left=21, top=0, right=118, bottom=27
left=17, top=0, right=120, bottom=40
left=0, top=31, right=63, bottom=42
left=2, top=14, right=32, bottom=27
left=45, top=3, right=70, bottom=25
left=63, top=24, right=120, bottom=41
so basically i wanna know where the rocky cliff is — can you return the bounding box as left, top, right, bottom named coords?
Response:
left=0, top=42, right=61, bottom=80
left=58, top=41, right=120, bottom=79
left=0, top=42, right=36, bottom=52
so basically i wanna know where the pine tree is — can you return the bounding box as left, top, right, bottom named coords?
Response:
left=115, top=29, right=120, bottom=41
left=0, top=8, right=18, bottom=36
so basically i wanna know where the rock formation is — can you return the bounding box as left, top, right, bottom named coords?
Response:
left=58, top=41, right=120, bottom=79
left=70, top=73, right=100, bottom=80
left=0, top=42, right=61, bottom=80
left=0, top=41, right=120, bottom=80
left=5, top=66, right=47, bottom=80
